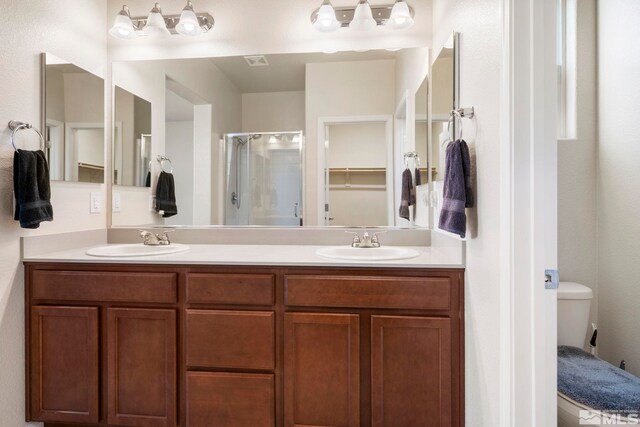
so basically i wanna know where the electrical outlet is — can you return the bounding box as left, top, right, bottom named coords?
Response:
left=112, top=192, right=121, bottom=213
left=149, top=196, right=156, bottom=212
left=90, top=192, right=102, bottom=214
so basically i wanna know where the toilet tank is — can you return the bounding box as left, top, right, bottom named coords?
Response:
left=557, top=282, right=593, bottom=348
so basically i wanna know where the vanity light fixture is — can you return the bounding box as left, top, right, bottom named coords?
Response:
left=387, top=0, right=414, bottom=29
left=311, top=0, right=415, bottom=32
left=350, top=0, right=377, bottom=31
left=109, top=2, right=214, bottom=40
left=313, top=0, right=341, bottom=32
left=176, top=1, right=202, bottom=36
left=109, top=6, right=138, bottom=40
left=143, top=3, right=171, bottom=38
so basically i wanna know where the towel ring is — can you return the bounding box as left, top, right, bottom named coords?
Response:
left=157, top=155, right=173, bottom=173
left=447, top=109, right=463, bottom=143
left=9, top=121, right=46, bottom=152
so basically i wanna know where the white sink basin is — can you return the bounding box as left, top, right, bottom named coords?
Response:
left=315, top=246, right=420, bottom=261
left=86, top=243, right=189, bottom=258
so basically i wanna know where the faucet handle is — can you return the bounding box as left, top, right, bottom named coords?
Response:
left=372, top=231, right=386, bottom=245
left=345, top=231, right=361, bottom=247
left=157, top=229, right=175, bottom=244
left=138, top=229, right=152, bottom=238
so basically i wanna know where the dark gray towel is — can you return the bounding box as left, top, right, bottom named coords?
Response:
left=558, top=346, right=640, bottom=417
left=414, top=168, right=422, bottom=186
left=399, top=168, right=413, bottom=220
left=13, top=149, right=53, bottom=229
left=438, top=140, right=472, bottom=238
left=155, top=171, right=177, bottom=218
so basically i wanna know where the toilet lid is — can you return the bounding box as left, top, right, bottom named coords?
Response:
left=558, top=282, right=593, bottom=300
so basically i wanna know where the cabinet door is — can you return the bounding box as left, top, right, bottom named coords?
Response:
left=371, top=316, right=452, bottom=427
left=107, top=308, right=176, bottom=427
left=30, top=306, right=99, bottom=423
left=284, top=313, right=360, bottom=427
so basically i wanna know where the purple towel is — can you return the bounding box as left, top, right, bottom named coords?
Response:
left=438, top=140, right=473, bottom=237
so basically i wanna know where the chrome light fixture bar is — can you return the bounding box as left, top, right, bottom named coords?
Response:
left=311, top=0, right=414, bottom=31
left=109, top=2, right=214, bottom=39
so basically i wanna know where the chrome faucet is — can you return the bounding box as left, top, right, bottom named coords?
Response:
left=346, top=231, right=385, bottom=248
left=139, top=230, right=173, bottom=246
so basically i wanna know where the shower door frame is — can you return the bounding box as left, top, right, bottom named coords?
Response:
left=222, top=131, right=305, bottom=226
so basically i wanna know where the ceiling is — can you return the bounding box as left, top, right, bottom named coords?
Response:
left=209, top=50, right=399, bottom=93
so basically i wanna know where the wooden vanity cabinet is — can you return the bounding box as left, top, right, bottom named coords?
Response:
left=25, top=263, right=464, bottom=427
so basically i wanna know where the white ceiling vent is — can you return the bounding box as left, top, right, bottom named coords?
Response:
left=244, top=55, right=269, bottom=67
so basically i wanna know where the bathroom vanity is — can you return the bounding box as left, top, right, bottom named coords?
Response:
left=24, top=252, right=464, bottom=427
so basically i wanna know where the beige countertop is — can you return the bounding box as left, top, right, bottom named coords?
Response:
left=22, top=243, right=464, bottom=269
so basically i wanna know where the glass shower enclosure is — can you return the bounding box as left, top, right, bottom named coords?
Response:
left=224, top=131, right=304, bottom=226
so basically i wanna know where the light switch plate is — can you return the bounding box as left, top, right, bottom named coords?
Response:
left=90, top=192, right=102, bottom=214
left=112, top=192, right=121, bottom=213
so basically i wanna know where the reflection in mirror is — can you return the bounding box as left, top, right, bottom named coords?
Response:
left=113, top=86, right=152, bottom=187
left=112, top=49, right=430, bottom=228
left=324, top=121, right=392, bottom=227
left=43, top=53, right=105, bottom=183
left=415, top=77, right=429, bottom=183
left=224, top=132, right=303, bottom=226
left=430, top=33, right=457, bottom=184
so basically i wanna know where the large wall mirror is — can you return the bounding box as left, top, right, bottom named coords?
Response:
left=42, top=53, right=105, bottom=183
left=112, top=48, right=434, bottom=228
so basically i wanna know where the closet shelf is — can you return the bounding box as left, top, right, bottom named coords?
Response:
left=329, top=167, right=386, bottom=173
left=329, top=184, right=386, bottom=190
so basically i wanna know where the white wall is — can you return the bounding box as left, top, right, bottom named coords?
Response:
left=241, top=91, right=305, bottom=133
left=0, top=1, right=108, bottom=426
left=432, top=0, right=503, bottom=425
left=557, top=0, right=599, bottom=344
left=597, top=0, right=640, bottom=376
left=166, top=121, right=195, bottom=225
left=305, top=59, right=396, bottom=225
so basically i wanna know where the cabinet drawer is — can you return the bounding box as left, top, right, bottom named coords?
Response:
left=186, top=310, right=275, bottom=370
left=285, top=275, right=451, bottom=310
left=186, top=273, right=274, bottom=305
left=187, top=372, right=274, bottom=427
left=31, top=271, right=178, bottom=303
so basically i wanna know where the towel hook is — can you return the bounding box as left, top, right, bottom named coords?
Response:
left=8, top=121, right=46, bottom=152
left=156, top=155, right=173, bottom=173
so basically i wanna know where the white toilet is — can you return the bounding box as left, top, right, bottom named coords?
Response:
left=557, top=282, right=635, bottom=427
left=557, top=281, right=594, bottom=427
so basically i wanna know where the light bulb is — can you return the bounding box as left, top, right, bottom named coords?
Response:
left=349, top=0, right=377, bottom=31
left=109, top=6, right=137, bottom=40
left=143, top=3, right=170, bottom=38
left=313, top=0, right=340, bottom=32
left=387, top=0, right=414, bottom=29
left=176, top=1, right=202, bottom=36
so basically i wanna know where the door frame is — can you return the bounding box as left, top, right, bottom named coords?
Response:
left=499, top=0, right=558, bottom=425
left=317, top=115, right=394, bottom=226
left=64, top=122, right=105, bottom=182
